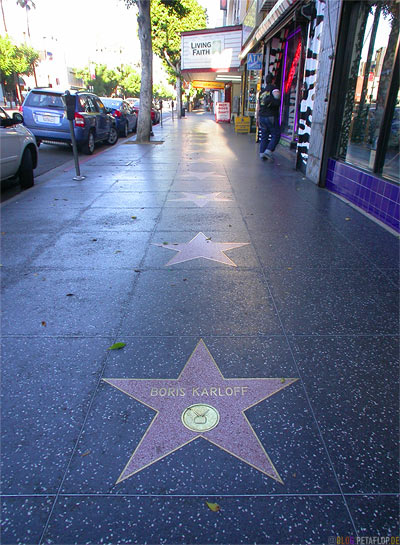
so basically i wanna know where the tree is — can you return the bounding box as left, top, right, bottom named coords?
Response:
left=122, top=0, right=206, bottom=140
left=153, top=82, right=174, bottom=100
left=0, top=34, right=39, bottom=104
left=75, top=63, right=142, bottom=98
left=75, top=64, right=120, bottom=97
left=121, top=66, right=141, bottom=97
left=1, top=0, right=7, bottom=33
left=124, top=0, right=153, bottom=142
left=16, top=0, right=36, bottom=39
left=150, top=0, right=206, bottom=118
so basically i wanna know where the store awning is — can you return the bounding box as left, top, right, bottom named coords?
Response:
left=238, top=0, right=299, bottom=61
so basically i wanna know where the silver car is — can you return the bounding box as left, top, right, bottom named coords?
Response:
left=0, top=107, right=38, bottom=189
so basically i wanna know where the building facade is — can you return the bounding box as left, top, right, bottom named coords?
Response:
left=223, top=0, right=399, bottom=232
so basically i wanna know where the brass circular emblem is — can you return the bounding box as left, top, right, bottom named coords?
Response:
left=181, top=404, right=220, bottom=432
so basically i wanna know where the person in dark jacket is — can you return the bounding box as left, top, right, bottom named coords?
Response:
left=257, top=73, right=281, bottom=161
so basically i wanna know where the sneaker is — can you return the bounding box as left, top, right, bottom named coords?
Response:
left=263, top=150, right=274, bottom=161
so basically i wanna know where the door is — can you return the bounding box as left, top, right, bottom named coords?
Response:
left=93, top=96, right=109, bottom=140
left=0, top=125, right=20, bottom=179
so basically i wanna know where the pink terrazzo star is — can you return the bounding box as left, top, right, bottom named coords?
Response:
left=153, top=232, right=249, bottom=267
left=103, top=340, right=298, bottom=483
left=177, top=171, right=225, bottom=179
left=168, top=192, right=232, bottom=208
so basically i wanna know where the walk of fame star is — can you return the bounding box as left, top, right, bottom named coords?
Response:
left=103, top=340, right=298, bottom=483
left=153, top=232, right=249, bottom=267
left=168, top=192, right=232, bottom=208
left=177, top=171, right=225, bottom=180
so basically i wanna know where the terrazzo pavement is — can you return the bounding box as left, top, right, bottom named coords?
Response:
left=1, top=111, right=399, bottom=545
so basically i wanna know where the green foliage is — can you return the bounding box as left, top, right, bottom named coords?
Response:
left=0, top=34, right=39, bottom=78
left=151, top=0, right=207, bottom=78
left=153, top=82, right=174, bottom=100
left=16, top=0, right=36, bottom=9
left=121, top=0, right=206, bottom=79
left=74, top=64, right=142, bottom=97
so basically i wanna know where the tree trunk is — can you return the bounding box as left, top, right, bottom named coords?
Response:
left=136, top=0, right=153, bottom=142
left=0, top=0, right=7, bottom=32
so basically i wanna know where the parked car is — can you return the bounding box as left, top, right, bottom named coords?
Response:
left=0, top=106, right=38, bottom=189
left=126, top=98, right=159, bottom=125
left=100, top=98, right=137, bottom=136
left=22, top=88, right=118, bottom=154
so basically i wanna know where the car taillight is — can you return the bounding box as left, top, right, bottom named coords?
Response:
left=74, top=112, right=85, bottom=127
left=113, top=110, right=121, bottom=118
left=19, top=104, right=23, bottom=112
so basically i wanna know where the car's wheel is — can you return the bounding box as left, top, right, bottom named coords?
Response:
left=19, top=149, right=34, bottom=189
left=81, top=131, right=95, bottom=155
left=107, top=126, right=118, bottom=145
left=122, top=122, right=128, bottom=138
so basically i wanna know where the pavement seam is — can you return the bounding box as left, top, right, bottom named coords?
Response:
left=222, top=161, right=360, bottom=536
left=37, top=122, right=179, bottom=545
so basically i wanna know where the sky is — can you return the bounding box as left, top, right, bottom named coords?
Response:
left=2, top=0, right=224, bottom=68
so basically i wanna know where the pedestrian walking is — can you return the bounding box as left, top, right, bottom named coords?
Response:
left=257, top=73, right=281, bottom=161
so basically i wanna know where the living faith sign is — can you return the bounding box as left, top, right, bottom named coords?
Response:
left=181, top=28, right=242, bottom=71
left=103, top=340, right=298, bottom=483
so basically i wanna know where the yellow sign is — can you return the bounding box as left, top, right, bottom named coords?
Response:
left=192, top=80, right=225, bottom=90
left=235, top=116, right=251, bottom=133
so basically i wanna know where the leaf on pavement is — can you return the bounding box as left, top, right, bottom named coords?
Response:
left=108, top=342, right=126, bottom=350
left=41, top=321, right=47, bottom=327
left=206, top=502, right=220, bottom=512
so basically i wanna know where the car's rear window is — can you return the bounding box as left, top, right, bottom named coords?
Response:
left=25, top=92, right=65, bottom=109
left=101, top=99, right=122, bottom=109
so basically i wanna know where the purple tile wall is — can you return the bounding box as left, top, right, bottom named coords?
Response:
left=325, top=159, right=400, bottom=233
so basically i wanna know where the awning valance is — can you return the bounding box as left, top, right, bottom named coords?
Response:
left=238, top=0, right=299, bottom=61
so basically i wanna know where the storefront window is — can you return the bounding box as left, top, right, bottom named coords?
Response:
left=382, top=88, right=400, bottom=182
left=244, top=69, right=261, bottom=116
left=338, top=1, right=399, bottom=183
left=280, top=28, right=302, bottom=139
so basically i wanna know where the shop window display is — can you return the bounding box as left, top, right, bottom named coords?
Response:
left=338, top=0, right=399, bottom=183
left=280, top=28, right=302, bottom=140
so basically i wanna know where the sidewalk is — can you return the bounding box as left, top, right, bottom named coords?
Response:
left=1, top=112, right=399, bottom=545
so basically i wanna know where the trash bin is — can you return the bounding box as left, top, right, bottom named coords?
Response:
left=181, top=107, right=186, bottom=117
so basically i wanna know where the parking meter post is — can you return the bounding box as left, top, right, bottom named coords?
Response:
left=159, top=99, right=163, bottom=127
left=68, top=119, right=84, bottom=180
left=63, top=90, right=85, bottom=181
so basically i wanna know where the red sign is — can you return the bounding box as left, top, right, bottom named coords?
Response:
left=215, top=102, right=230, bottom=123
left=284, top=41, right=302, bottom=94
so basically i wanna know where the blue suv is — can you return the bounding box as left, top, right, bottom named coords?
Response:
left=22, top=88, right=118, bottom=154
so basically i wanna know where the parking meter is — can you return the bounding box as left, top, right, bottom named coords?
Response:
left=159, top=99, right=163, bottom=126
left=62, top=90, right=85, bottom=181
left=63, top=90, right=76, bottom=121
